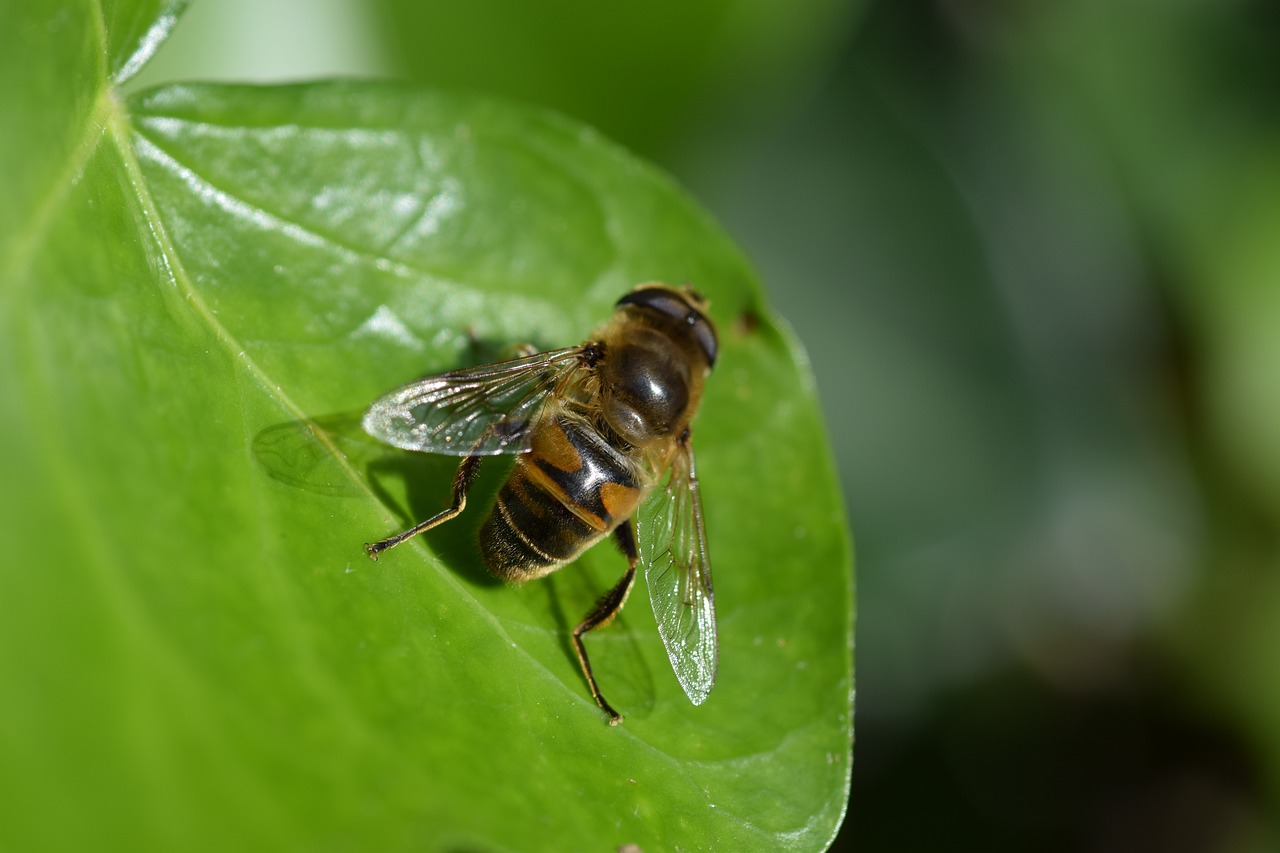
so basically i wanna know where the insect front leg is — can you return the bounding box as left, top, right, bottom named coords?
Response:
left=365, top=453, right=483, bottom=560
left=572, top=520, right=639, bottom=725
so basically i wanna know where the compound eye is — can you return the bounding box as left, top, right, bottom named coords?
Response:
left=617, top=285, right=718, bottom=369
left=615, top=286, right=690, bottom=319
left=689, top=314, right=718, bottom=368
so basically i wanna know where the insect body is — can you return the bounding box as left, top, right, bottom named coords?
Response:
left=362, top=284, right=718, bottom=724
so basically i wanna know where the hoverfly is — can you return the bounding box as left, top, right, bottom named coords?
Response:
left=362, top=283, right=718, bottom=724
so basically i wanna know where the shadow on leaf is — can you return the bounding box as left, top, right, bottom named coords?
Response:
left=251, top=410, right=507, bottom=588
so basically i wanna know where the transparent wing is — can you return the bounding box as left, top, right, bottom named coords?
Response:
left=635, top=441, right=717, bottom=705
left=362, top=346, right=587, bottom=457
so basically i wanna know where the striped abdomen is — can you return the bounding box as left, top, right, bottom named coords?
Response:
left=480, top=412, right=645, bottom=581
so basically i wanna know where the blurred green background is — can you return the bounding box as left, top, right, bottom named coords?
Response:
left=135, top=0, right=1280, bottom=848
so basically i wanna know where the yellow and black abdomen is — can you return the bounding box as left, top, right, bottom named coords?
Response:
left=480, top=412, right=644, bottom=582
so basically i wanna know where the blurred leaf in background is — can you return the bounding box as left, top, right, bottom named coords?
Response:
left=700, top=0, right=1280, bottom=848
left=369, top=0, right=861, bottom=161
left=0, top=1, right=851, bottom=851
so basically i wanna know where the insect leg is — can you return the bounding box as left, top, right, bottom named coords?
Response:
left=364, top=453, right=483, bottom=560
left=572, top=520, right=639, bottom=725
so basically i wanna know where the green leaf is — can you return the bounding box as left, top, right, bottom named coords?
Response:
left=1, top=5, right=852, bottom=852
left=102, top=0, right=191, bottom=82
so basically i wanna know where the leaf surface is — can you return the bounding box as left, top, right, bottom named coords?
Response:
left=0, top=5, right=853, bottom=851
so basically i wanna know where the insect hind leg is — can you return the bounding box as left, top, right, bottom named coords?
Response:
left=572, top=521, right=639, bottom=725
left=365, top=453, right=483, bottom=560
